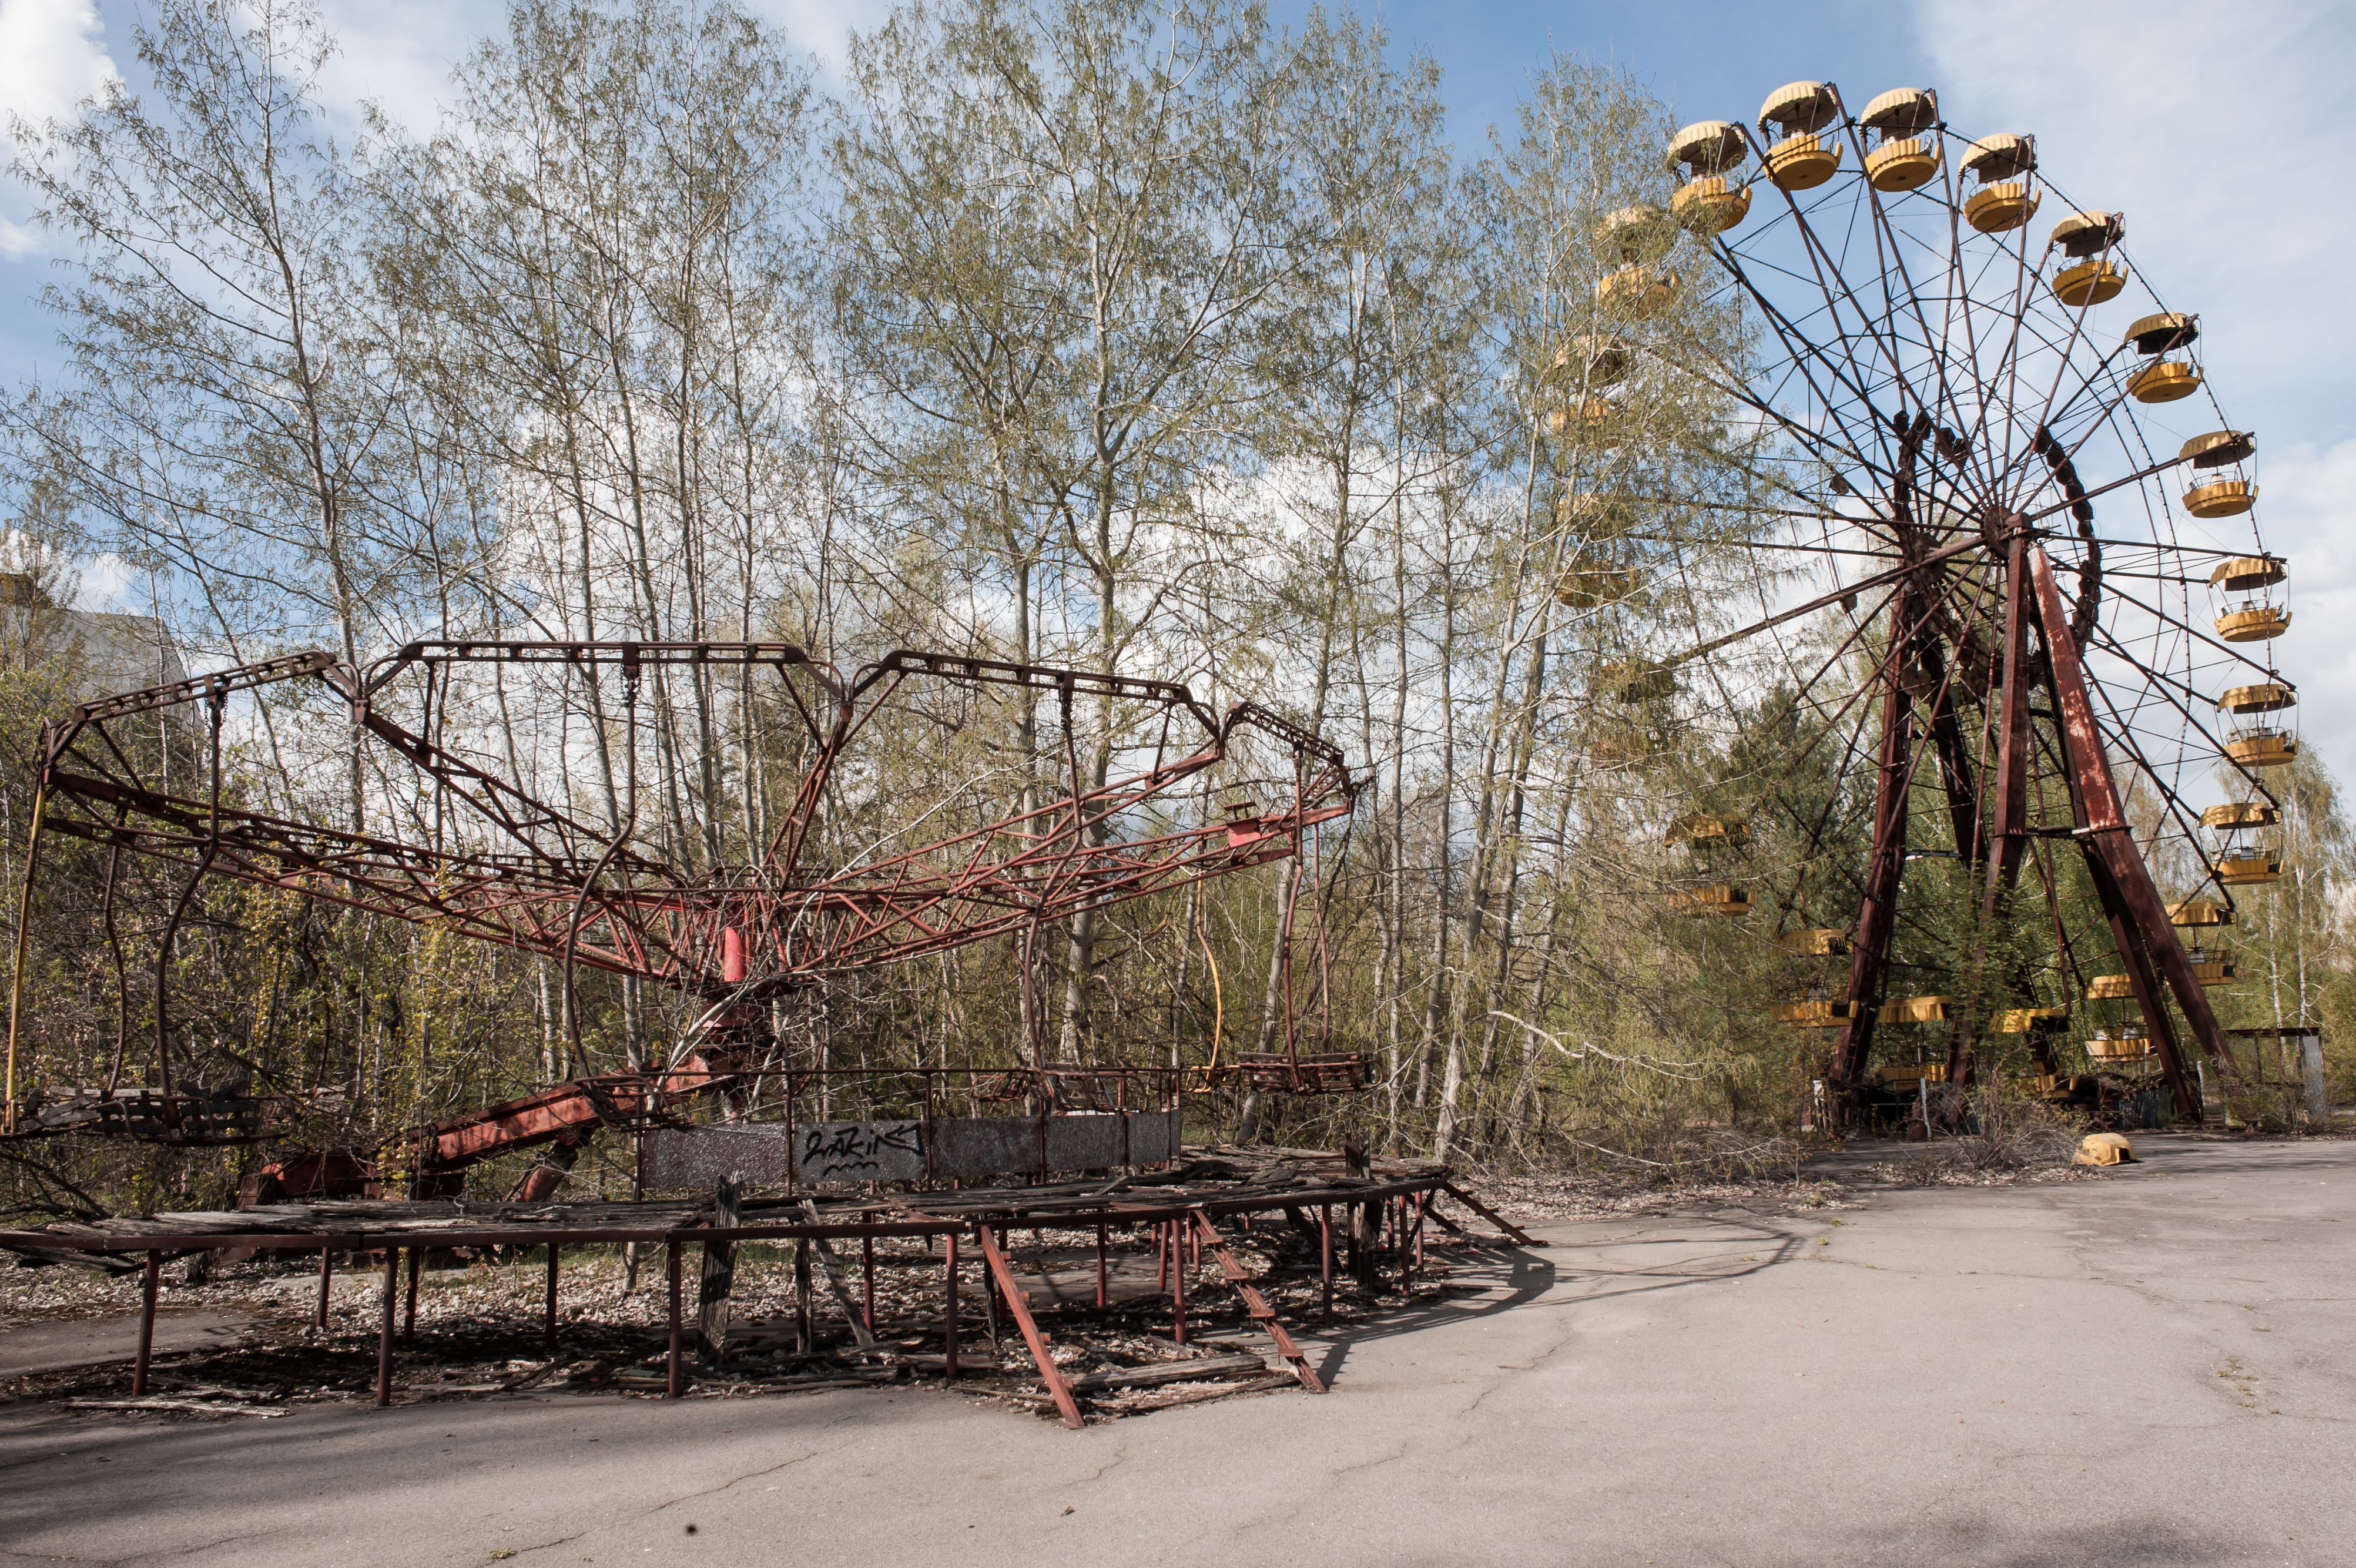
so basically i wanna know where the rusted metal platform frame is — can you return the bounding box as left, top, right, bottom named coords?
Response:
left=4, top=1174, right=1536, bottom=1431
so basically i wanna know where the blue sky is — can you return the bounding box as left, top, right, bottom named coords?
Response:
left=4, top=0, right=2353, bottom=770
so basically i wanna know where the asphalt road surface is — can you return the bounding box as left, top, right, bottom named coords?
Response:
left=4, top=1134, right=2349, bottom=1567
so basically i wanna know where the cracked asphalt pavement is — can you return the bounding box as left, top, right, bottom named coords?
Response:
left=4, top=1133, right=2351, bottom=1566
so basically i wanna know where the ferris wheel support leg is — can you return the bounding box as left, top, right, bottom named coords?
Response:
left=2027, top=548, right=2251, bottom=1125
left=1828, top=591, right=1916, bottom=1113
left=1948, top=536, right=2036, bottom=1121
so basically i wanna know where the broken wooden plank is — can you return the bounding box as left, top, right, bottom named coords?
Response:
left=1191, top=1211, right=1324, bottom=1393
left=799, top=1200, right=879, bottom=1352
left=63, top=1398, right=285, bottom=1418
left=1100, top=1372, right=1296, bottom=1412
left=698, top=1176, right=743, bottom=1359
left=1064, top=1352, right=1268, bottom=1393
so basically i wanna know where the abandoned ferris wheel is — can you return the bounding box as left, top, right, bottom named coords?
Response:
left=1563, top=81, right=2291, bottom=1124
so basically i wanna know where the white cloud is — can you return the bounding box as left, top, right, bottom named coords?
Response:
left=0, top=0, right=117, bottom=259
left=2254, top=438, right=2356, bottom=782
left=301, top=0, right=886, bottom=142
left=1915, top=0, right=2356, bottom=791
left=1912, top=0, right=2356, bottom=442
left=0, top=0, right=118, bottom=139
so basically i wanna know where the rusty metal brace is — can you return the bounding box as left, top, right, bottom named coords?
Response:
left=976, top=1226, right=1083, bottom=1429
left=1439, top=1181, right=1543, bottom=1249
left=1188, top=1211, right=1324, bottom=1394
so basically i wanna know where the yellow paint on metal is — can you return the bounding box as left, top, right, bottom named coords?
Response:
left=2049, top=209, right=2123, bottom=257
left=2186, top=479, right=2257, bottom=518
left=1775, top=927, right=1851, bottom=957
left=2217, top=682, right=2294, bottom=714
left=2124, top=311, right=2197, bottom=354
left=1964, top=180, right=2039, bottom=233
left=2200, top=800, right=2278, bottom=830
left=2073, top=1132, right=2136, bottom=1165
left=2127, top=361, right=2201, bottom=403
left=2180, top=429, right=2256, bottom=468
left=2052, top=259, right=2126, bottom=307
left=1876, top=995, right=1952, bottom=1024
left=1764, top=133, right=1842, bottom=190
left=1675, top=885, right=1752, bottom=917
left=1865, top=136, right=1939, bottom=192
left=2085, top=974, right=2137, bottom=1000
left=1960, top=133, right=2036, bottom=182
left=1668, top=813, right=1750, bottom=847
left=2208, top=555, right=2284, bottom=592
left=1671, top=176, right=1751, bottom=234
left=2216, top=852, right=2285, bottom=886
left=1667, top=120, right=1747, bottom=176
left=1597, top=264, right=1677, bottom=319
left=2214, top=604, right=2288, bottom=641
left=2224, top=732, right=2298, bottom=768
left=1757, top=81, right=1840, bottom=135
left=1858, top=88, right=1938, bottom=135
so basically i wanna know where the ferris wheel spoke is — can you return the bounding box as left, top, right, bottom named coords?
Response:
left=2083, top=624, right=2282, bottom=805
left=2075, top=637, right=2248, bottom=869
left=1707, top=247, right=1903, bottom=483
left=1835, top=122, right=2005, bottom=511
left=2092, top=577, right=2287, bottom=685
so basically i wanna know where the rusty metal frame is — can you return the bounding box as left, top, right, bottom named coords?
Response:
left=5, top=642, right=1362, bottom=1154
left=3, top=1161, right=1535, bottom=1428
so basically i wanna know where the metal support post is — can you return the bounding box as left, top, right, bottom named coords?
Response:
left=1171, top=1220, right=1188, bottom=1345
left=1830, top=587, right=1916, bottom=1094
left=943, top=1232, right=960, bottom=1379
left=665, top=1238, right=683, bottom=1398
left=132, top=1251, right=159, bottom=1396
left=376, top=1247, right=398, bottom=1408
left=1319, top=1204, right=1333, bottom=1323
left=976, top=1225, right=1083, bottom=1429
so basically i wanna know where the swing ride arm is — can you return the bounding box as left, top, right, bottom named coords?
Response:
left=6, top=641, right=1360, bottom=1164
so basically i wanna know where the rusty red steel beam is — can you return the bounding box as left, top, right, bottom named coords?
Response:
left=1950, top=531, right=2039, bottom=1100
left=32, top=644, right=1354, bottom=996
left=976, top=1225, right=1083, bottom=1429
left=0, top=1177, right=1457, bottom=1256
left=1191, top=1211, right=1324, bottom=1393
left=2027, top=545, right=2249, bottom=1123
left=1828, top=585, right=1916, bottom=1093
